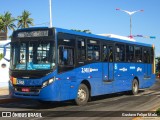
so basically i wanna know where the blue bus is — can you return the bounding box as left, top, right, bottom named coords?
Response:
left=7, top=27, right=155, bottom=105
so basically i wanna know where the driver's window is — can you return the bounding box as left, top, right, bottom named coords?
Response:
left=59, top=46, right=74, bottom=66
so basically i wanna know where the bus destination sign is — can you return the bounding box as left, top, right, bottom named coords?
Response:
left=17, top=31, right=48, bottom=38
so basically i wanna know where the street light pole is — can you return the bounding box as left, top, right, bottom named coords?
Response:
left=116, top=8, right=143, bottom=38
left=130, top=15, right=132, bottom=38
left=49, top=0, right=53, bottom=28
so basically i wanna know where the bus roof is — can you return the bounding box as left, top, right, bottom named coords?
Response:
left=12, top=27, right=152, bottom=47
left=55, top=27, right=152, bottom=47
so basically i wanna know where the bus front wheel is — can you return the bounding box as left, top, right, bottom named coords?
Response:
left=132, top=79, right=139, bottom=95
left=75, top=84, right=89, bottom=106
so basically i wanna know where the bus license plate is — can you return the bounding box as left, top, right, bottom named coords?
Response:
left=21, top=88, right=30, bottom=92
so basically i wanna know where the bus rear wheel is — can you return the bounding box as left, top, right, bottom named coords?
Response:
left=75, top=84, right=89, bottom=106
left=132, top=79, right=139, bottom=95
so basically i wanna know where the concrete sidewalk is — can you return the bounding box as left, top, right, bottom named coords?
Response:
left=0, top=87, right=9, bottom=98
left=0, top=87, right=12, bottom=103
left=0, top=87, right=22, bottom=103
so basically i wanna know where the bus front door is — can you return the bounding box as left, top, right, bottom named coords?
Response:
left=102, top=45, right=114, bottom=93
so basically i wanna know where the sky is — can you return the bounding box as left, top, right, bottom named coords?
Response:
left=0, top=0, right=160, bottom=56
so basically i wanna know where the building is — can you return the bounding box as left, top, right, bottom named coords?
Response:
left=0, top=40, right=10, bottom=87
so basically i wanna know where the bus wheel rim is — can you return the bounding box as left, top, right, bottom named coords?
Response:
left=133, top=83, right=138, bottom=93
left=78, top=88, right=86, bottom=102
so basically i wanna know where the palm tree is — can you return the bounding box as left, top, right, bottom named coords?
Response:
left=17, top=10, right=34, bottom=28
left=0, top=15, right=3, bottom=31
left=0, top=12, right=16, bottom=35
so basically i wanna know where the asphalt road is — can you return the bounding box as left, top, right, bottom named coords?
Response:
left=0, top=80, right=160, bottom=120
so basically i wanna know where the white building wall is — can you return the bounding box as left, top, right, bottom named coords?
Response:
left=0, top=40, right=10, bottom=87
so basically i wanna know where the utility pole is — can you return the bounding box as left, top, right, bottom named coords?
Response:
left=49, top=0, right=53, bottom=27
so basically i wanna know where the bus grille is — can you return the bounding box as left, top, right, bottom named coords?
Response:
left=15, top=93, right=39, bottom=96
left=14, top=86, right=41, bottom=93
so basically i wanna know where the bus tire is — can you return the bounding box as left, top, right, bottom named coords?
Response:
left=132, top=79, right=139, bottom=95
left=75, top=84, right=89, bottom=106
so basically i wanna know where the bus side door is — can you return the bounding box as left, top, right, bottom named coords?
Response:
left=102, top=44, right=114, bottom=93
left=143, top=48, right=152, bottom=79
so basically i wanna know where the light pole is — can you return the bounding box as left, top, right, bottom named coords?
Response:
left=116, top=8, right=143, bottom=38
left=49, top=0, right=53, bottom=27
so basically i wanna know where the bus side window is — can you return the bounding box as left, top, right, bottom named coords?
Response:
left=102, top=45, right=108, bottom=61
left=87, top=44, right=100, bottom=61
left=87, top=45, right=93, bottom=61
left=77, top=38, right=86, bottom=60
left=126, top=45, right=134, bottom=62
left=94, top=46, right=100, bottom=61
left=115, top=44, right=125, bottom=62
left=103, top=45, right=113, bottom=62
left=135, top=46, right=142, bottom=62
left=143, top=48, right=150, bottom=63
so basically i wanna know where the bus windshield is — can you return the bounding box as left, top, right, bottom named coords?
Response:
left=10, top=41, right=55, bottom=70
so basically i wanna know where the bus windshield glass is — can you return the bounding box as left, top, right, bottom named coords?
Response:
left=10, top=41, right=55, bottom=70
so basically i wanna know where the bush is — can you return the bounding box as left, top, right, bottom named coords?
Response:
left=0, top=53, right=3, bottom=60
left=156, top=108, right=160, bottom=115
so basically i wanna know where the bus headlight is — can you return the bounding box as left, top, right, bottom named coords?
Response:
left=42, top=77, right=55, bottom=88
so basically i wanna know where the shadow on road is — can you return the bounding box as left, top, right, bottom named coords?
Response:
left=0, top=90, right=145, bottom=110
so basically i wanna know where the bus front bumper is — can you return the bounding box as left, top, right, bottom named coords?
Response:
left=9, top=81, right=62, bottom=101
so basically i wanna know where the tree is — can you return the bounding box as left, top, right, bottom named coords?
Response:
left=0, top=12, right=16, bottom=36
left=156, top=108, right=160, bottom=115
left=156, top=57, right=160, bottom=71
left=17, top=10, right=34, bottom=28
left=83, top=29, right=92, bottom=34
left=71, top=29, right=92, bottom=34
